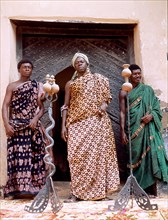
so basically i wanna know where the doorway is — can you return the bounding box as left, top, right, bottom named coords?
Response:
left=52, top=66, right=74, bottom=181
left=13, top=20, right=135, bottom=181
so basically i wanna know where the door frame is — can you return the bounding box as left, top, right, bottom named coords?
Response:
left=11, top=20, right=135, bottom=64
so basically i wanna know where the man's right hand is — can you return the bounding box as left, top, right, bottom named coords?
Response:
left=5, top=123, right=14, bottom=137
left=61, top=125, right=68, bottom=142
left=121, top=131, right=128, bottom=145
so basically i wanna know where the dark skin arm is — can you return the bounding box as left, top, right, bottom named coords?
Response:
left=29, top=104, right=44, bottom=130
left=119, top=90, right=128, bottom=145
left=61, top=80, right=72, bottom=142
left=38, top=81, right=46, bottom=102
left=2, top=84, right=15, bottom=137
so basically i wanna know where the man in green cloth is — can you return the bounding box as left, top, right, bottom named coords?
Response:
left=119, top=64, right=168, bottom=196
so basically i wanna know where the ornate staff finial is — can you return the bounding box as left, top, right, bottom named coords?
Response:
left=43, top=74, right=60, bottom=98
left=121, top=64, right=132, bottom=92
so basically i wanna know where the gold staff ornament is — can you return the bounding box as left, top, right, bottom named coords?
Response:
left=43, top=74, right=51, bottom=93
left=121, top=64, right=132, bottom=92
left=43, top=74, right=60, bottom=97
left=50, top=75, right=60, bottom=95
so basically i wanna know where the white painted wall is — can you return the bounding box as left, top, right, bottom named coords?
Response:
left=0, top=0, right=167, bottom=185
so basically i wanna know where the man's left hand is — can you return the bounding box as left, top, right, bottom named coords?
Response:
left=141, top=113, right=153, bottom=124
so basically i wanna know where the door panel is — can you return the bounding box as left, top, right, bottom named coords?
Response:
left=22, top=35, right=133, bottom=180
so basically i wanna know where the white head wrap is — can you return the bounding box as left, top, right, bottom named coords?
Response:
left=71, top=52, right=89, bottom=68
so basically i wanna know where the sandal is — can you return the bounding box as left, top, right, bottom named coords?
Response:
left=64, top=194, right=81, bottom=203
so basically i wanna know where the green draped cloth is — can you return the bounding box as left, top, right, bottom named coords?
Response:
left=127, top=83, right=168, bottom=189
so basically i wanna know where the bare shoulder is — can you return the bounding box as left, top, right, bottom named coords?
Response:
left=65, top=80, right=73, bottom=88
left=6, top=81, right=19, bottom=92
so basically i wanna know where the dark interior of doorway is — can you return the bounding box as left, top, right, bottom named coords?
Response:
left=52, top=66, right=75, bottom=181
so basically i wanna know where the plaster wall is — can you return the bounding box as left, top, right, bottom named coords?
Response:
left=0, top=0, right=167, bottom=185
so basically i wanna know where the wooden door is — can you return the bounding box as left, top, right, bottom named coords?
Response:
left=14, top=20, right=135, bottom=181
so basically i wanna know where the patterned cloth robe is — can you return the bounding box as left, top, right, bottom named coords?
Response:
left=66, top=72, right=120, bottom=200
left=4, top=80, right=46, bottom=197
left=128, top=83, right=168, bottom=189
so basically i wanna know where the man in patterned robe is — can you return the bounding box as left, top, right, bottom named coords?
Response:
left=61, top=52, right=120, bottom=202
left=2, top=59, right=46, bottom=199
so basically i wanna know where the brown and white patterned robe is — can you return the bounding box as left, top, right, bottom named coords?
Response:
left=66, top=72, right=120, bottom=200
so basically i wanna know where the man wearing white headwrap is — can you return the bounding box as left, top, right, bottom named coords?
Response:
left=71, top=52, right=89, bottom=68
left=61, top=52, right=120, bottom=202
